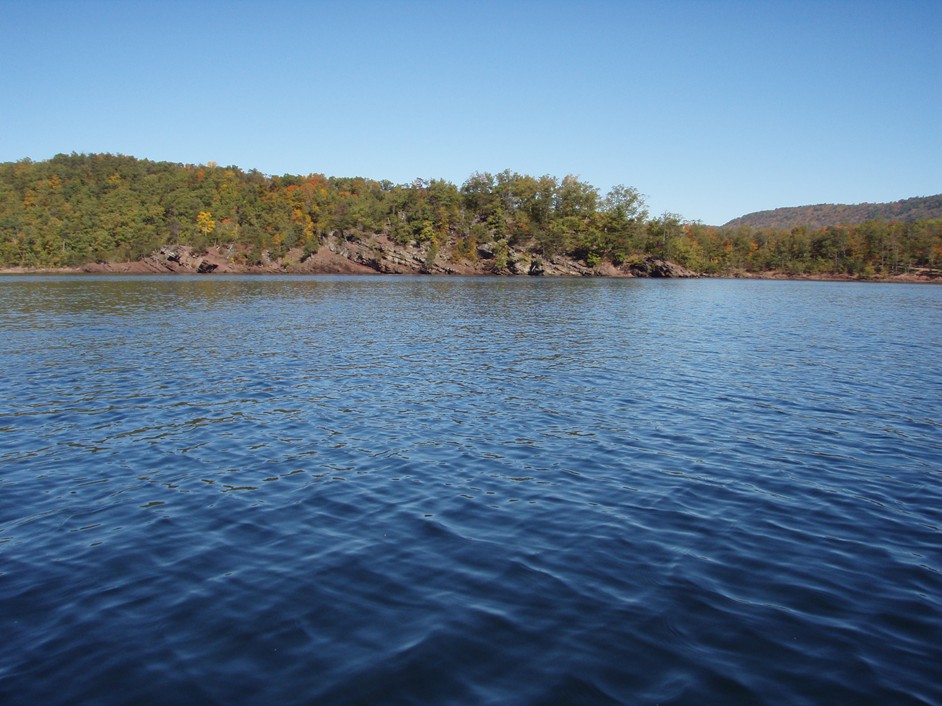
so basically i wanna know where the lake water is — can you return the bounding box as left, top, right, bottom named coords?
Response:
left=1, top=275, right=940, bottom=705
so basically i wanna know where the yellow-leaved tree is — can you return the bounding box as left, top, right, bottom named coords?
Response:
left=196, top=211, right=216, bottom=238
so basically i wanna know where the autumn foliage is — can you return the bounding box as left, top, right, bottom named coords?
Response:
left=1, top=153, right=940, bottom=277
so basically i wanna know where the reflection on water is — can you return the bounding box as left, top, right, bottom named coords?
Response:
left=1, top=275, right=941, bottom=705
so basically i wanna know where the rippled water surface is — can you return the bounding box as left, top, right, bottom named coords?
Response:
left=1, top=275, right=941, bottom=705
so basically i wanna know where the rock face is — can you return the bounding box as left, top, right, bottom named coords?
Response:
left=79, top=236, right=700, bottom=278
left=624, top=257, right=698, bottom=278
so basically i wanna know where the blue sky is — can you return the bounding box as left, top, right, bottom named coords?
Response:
left=1, top=0, right=939, bottom=225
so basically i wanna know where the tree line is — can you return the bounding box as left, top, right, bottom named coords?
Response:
left=1, top=153, right=940, bottom=276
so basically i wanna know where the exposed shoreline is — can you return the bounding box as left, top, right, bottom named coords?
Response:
left=3, top=267, right=938, bottom=284
left=1, top=240, right=939, bottom=284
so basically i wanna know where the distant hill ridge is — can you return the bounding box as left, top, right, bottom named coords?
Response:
left=724, top=194, right=942, bottom=229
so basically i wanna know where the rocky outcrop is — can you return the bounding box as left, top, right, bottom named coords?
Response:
left=623, top=257, right=698, bottom=278
left=75, top=236, right=700, bottom=278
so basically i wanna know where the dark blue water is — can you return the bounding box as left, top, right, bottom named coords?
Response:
left=1, top=276, right=940, bottom=705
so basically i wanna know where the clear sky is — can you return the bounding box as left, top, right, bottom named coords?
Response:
left=1, top=0, right=939, bottom=225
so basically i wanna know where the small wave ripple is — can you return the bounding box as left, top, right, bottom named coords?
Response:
left=1, top=276, right=941, bottom=705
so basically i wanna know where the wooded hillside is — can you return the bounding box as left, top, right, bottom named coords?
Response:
left=725, top=195, right=942, bottom=229
left=2, top=154, right=940, bottom=278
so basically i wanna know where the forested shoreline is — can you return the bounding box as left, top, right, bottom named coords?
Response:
left=2, top=153, right=940, bottom=279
